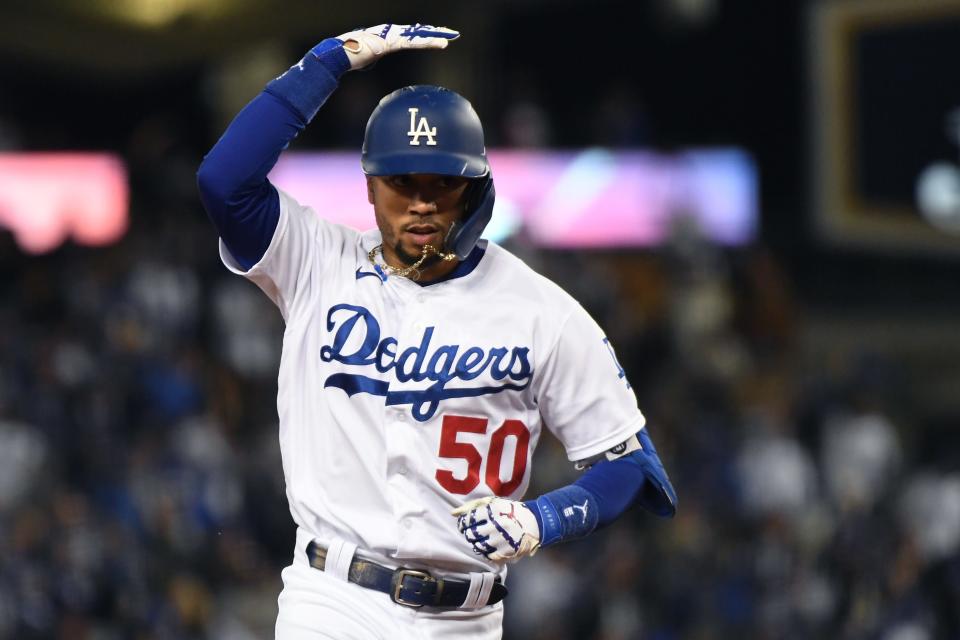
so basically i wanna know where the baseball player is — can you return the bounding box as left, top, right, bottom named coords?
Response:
left=197, top=24, right=677, bottom=639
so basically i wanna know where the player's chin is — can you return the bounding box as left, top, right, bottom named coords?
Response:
left=402, top=230, right=444, bottom=253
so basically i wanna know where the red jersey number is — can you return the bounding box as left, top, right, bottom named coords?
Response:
left=435, top=415, right=530, bottom=497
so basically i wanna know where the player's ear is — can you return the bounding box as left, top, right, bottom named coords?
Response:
left=366, top=176, right=375, bottom=205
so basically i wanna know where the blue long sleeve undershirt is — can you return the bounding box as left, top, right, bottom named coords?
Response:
left=196, top=41, right=349, bottom=270
left=524, top=424, right=679, bottom=547
left=572, top=454, right=648, bottom=526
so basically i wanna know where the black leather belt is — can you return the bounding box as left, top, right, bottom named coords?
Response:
left=305, top=541, right=507, bottom=609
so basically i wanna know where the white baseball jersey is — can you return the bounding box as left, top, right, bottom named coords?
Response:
left=220, top=188, right=646, bottom=578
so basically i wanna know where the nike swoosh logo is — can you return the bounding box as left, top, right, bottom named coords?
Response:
left=356, top=266, right=385, bottom=283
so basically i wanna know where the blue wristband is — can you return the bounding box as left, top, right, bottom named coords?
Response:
left=524, top=485, right=599, bottom=547
left=264, top=38, right=350, bottom=123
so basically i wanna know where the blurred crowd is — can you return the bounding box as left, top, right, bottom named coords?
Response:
left=0, top=210, right=290, bottom=638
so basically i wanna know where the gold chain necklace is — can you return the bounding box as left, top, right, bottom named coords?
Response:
left=367, top=243, right=456, bottom=281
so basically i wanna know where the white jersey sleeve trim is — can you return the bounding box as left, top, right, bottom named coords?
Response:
left=217, top=189, right=359, bottom=324
left=562, top=414, right=647, bottom=462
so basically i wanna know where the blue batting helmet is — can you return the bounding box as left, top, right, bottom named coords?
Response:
left=361, top=85, right=495, bottom=261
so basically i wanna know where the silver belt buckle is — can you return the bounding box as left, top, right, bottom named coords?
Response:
left=391, top=568, right=434, bottom=608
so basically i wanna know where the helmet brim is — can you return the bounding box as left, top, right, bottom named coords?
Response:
left=361, top=152, right=489, bottom=179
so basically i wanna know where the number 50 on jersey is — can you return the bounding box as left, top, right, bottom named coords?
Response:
left=435, top=415, right=530, bottom=497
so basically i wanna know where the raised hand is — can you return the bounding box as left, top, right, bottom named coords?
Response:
left=337, top=23, right=460, bottom=70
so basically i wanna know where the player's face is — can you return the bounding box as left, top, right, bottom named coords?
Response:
left=367, top=174, right=470, bottom=279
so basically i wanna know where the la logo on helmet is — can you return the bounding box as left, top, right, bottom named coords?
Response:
left=407, top=108, right=437, bottom=146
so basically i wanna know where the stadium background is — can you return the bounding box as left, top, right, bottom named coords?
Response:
left=2, top=0, right=960, bottom=638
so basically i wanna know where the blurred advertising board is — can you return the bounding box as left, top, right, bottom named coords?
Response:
left=269, top=149, right=757, bottom=248
left=0, top=153, right=128, bottom=253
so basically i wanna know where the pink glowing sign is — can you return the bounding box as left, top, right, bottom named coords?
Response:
left=0, top=153, right=129, bottom=253
left=268, top=149, right=756, bottom=247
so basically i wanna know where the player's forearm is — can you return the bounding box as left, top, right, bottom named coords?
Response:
left=456, top=428, right=677, bottom=562
left=526, top=427, right=678, bottom=547
left=525, top=456, right=645, bottom=546
left=196, top=41, right=349, bottom=269
left=454, top=462, right=647, bottom=562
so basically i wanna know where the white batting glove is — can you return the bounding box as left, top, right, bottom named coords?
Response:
left=452, top=497, right=541, bottom=563
left=337, top=23, right=459, bottom=70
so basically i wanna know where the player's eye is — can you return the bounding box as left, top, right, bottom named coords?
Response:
left=437, top=176, right=466, bottom=191
left=389, top=175, right=411, bottom=188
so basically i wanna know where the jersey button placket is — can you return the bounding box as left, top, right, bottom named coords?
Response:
left=385, top=403, right=417, bottom=546
left=389, top=293, right=434, bottom=550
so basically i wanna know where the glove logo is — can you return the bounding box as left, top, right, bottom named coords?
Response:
left=407, top=108, right=438, bottom=146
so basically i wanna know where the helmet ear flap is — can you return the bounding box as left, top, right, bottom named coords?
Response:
left=447, top=176, right=495, bottom=260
